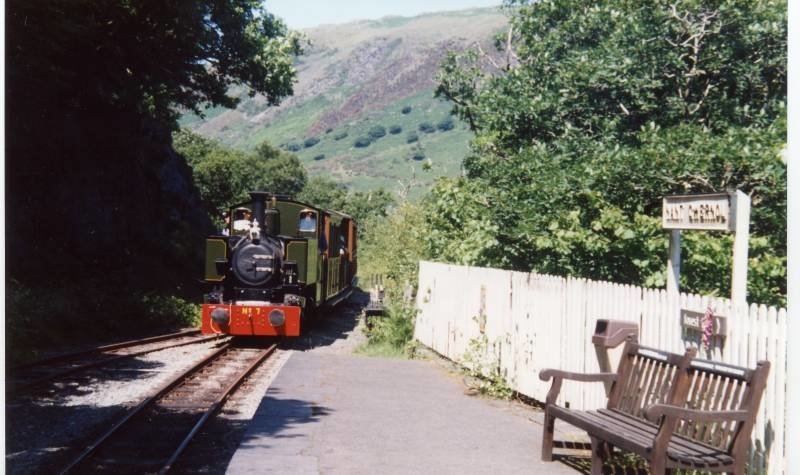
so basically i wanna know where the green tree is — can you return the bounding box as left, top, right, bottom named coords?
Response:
left=354, top=137, right=373, bottom=148
left=175, top=133, right=307, bottom=212
left=368, top=125, right=387, bottom=139
left=251, top=142, right=308, bottom=196
left=437, top=117, right=455, bottom=131
left=297, top=176, right=349, bottom=211
left=433, top=0, right=787, bottom=305
left=8, top=0, right=303, bottom=127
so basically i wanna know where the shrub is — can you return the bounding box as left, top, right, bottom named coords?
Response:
left=412, top=151, right=425, bottom=161
left=360, top=304, right=416, bottom=356
left=304, top=137, right=320, bottom=148
left=325, top=127, right=333, bottom=134
left=334, top=131, right=348, bottom=140
left=401, top=106, right=412, bottom=114
left=367, top=125, right=386, bottom=139
left=418, top=122, right=435, bottom=133
left=406, top=132, right=419, bottom=143
left=389, top=125, right=403, bottom=134
left=283, top=142, right=301, bottom=152
left=354, top=136, right=372, bottom=148
left=436, top=117, right=454, bottom=131
left=314, top=154, right=326, bottom=160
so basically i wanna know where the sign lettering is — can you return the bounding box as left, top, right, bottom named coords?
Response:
left=662, top=193, right=736, bottom=231
left=680, top=309, right=727, bottom=337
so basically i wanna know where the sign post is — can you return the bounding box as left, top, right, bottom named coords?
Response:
left=730, top=190, right=751, bottom=305
left=662, top=191, right=751, bottom=304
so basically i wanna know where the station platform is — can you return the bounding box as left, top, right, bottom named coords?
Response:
left=226, top=351, right=579, bottom=474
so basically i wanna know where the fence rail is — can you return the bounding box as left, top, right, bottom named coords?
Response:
left=414, top=260, right=787, bottom=474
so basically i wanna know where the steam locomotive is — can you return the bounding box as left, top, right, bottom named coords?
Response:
left=200, top=191, right=357, bottom=336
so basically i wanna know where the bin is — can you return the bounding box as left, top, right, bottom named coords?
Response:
left=592, top=319, right=639, bottom=394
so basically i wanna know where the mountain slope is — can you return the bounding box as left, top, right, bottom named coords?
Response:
left=182, top=8, right=507, bottom=195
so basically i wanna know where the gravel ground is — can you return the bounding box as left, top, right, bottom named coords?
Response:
left=5, top=291, right=369, bottom=474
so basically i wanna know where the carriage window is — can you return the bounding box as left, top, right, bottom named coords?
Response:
left=298, top=211, right=317, bottom=232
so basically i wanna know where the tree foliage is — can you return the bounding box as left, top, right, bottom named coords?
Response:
left=433, top=0, right=786, bottom=305
left=8, top=0, right=303, bottom=127
left=174, top=130, right=306, bottom=214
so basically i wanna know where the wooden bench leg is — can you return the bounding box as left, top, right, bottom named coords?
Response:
left=649, top=457, right=666, bottom=474
left=541, top=411, right=555, bottom=461
left=590, top=437, right=606, bottom=475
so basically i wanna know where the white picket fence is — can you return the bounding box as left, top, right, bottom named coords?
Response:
left=414, top=260, right=787, bottom=474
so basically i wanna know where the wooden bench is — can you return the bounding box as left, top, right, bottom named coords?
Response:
left=539, top=340, right=770, bottom=474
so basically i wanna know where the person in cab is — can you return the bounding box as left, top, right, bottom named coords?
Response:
left=299, top=210, right=316, bottom=233
left=232, top=208, right=253, bottom=234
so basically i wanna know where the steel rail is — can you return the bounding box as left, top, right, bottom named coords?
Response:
left=158, top=343, right=278, bottom=474
left=8, top=334, right=227, bottom=398
left=11, top=329, right=202, bottom=370
left=59, top=342, right=236, bottom=475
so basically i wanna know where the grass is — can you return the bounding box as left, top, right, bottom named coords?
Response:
left=354, top=302, right=417, bottom=358
left=354, top=340, right=409, bottom=358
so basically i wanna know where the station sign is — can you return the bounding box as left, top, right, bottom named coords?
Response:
left=662, top=192, right=737, bottom=232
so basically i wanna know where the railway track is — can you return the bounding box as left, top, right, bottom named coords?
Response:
left=60, top=341, right=277, bottom=474
left=7, top=330, right=225, bottom=398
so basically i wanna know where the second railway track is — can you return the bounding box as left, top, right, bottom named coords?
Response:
left=60, top=341, right=277, bottom=474
left=7, top=330, right=225, bottom=398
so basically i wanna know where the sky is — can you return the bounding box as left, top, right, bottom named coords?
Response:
left=265, top=0, right=502, bottom=29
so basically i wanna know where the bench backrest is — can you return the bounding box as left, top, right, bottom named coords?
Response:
left=607, top=341, right=695, bottom=417
left=675, top=358, right=770, bottom=454
left=608, top=340, right=770, bottom=457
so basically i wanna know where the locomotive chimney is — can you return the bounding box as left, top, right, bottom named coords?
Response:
left=249, top=191, right=270, bottom=231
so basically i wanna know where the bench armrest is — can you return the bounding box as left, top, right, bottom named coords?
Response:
left=538, top=369, right=617, bottom=405
left=644, top=404, right=749, bottom=423
left=539, top=369, right=617, bottom=383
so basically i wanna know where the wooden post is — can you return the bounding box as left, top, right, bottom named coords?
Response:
left=730, top=190, right=750, bottom=305
left=785, top=14, right=798, bottom=472
left=666, top=230, right=681, bottom=296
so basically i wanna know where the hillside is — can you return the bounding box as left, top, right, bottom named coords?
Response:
left=181, top=8, right=508, bottom=195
